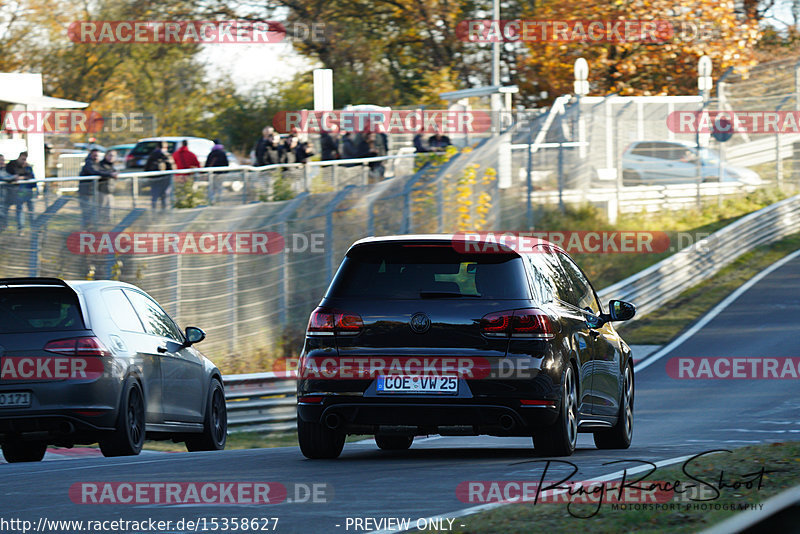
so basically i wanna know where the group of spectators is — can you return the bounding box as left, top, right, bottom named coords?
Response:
left=253, top=127, right=314, bottom=166
left=0, top=125, right=455, bottom=232
left=0, top=151, right=36, bottom=234
left=413, top=132, right=452, bottom=153
left=77, top=138, right=231, bottom=225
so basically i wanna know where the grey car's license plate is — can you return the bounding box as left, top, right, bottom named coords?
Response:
left=0, top=391, right=31, bottom=408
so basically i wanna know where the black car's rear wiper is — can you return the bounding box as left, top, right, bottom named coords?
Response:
left=419, top=291, right=480, bottom=299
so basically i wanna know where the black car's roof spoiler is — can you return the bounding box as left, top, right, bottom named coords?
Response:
left=0, top=277, right=70, bottom=288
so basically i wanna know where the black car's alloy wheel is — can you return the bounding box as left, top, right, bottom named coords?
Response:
left=594, top=364, right=634, bottom=449
left=375, top=435, right=413, bottom=450
left=533, top=364, right=578, bottom=457
left=297, top=418, right=345, bottom=459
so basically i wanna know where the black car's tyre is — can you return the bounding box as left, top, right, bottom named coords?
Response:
left=297, top=418, right=345, bottom=459
left=533, top=364, right=578, bottom=457
left=100, top=378, right=145, bottom=457
left=1, top=440, right=47, bottom=462
left=186, top=378, right=227, bottom=452
left=375, top=435, right=413, bottom=451
left=594, top=364, right=634, bottom=450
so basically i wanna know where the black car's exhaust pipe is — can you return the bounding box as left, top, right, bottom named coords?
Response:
left=324, top=413, right=341, bottom=430
left=58, top=421, right=75, bottom=434
left=499, top=414, right=515, bottom=431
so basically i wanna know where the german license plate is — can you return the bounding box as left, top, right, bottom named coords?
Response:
left=0, top=391, right=31, bottom=408
left=377, top=375, right=458, bottom=394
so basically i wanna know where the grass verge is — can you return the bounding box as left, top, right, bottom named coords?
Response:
left=437, top=441, right=800, bottom=534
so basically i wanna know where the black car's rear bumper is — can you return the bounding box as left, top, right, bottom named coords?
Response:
left=297, top=396, right=560, bottom=436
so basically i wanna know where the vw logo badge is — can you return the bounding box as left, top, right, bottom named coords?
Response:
left=409, top=312, right=431, bottom=334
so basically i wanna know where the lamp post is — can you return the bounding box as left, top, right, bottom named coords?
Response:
left=696, top=55, right=712, bottom=209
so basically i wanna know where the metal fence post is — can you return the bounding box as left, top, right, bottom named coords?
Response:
left=208, top=172, right=215, bottom=205
left=303, top=165, right=310, bottom=192
left=228, top=253, right=238, bottom=355
left=361, top=163, right=369, bottom=186
left=332, top=164, right=338, bottom=190
left=242, top=168, right=248, bottom=204
left=279, top=221, right=288, bottom=329
left=436, top=179, right=444, bottom=233
left=526, top=119, right=533, bottom=228
left=131, top=176, right=137, bottom=208
left=557, top=142, right=565, bottom=214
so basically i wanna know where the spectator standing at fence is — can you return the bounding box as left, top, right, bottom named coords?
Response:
left=413, top=133, right=431, bottom=153
left=294, top=133, right=314, bottom=164
left=254, top=127, right=281, bottom=166
left=0, top=154, right=16, bottom=232
left=281, top=129, right=300, bottom=164
left=173, top=140, right=200, bottom=170
left=79, top=149, right=118, bottom=227
left=429, top=131, right=451, bottom=151
left=205, top=139, right=229, bottom=167
left=5, top=151, right=35, bottom=233
left=320, top=126, right=340, bottom=161
left=145, top=142, right=175, bottom=210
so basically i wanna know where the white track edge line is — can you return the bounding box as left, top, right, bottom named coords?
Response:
left=633, top=247, right=800, bottom=373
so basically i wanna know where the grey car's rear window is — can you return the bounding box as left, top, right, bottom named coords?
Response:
left=0, top=288, right=85, bottom=333
left=327, top=243, right=530, bottom=299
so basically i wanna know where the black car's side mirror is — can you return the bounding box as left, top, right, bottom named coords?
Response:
left=184, top=326, right=206, bottom=346
left=602, top=300, right=636, bottom=322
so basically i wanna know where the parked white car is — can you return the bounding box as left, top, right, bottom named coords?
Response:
left=621, top=140, right=762, bottom=186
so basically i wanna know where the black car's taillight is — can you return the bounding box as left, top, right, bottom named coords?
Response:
left=44, top=336, right=112, bottom=357
left=307, top=307, right=363, bottom=336
left=481, top=308, right=554, bottom=339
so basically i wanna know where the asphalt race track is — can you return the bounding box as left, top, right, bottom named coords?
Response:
left=2, top=255, right=800, bottom=534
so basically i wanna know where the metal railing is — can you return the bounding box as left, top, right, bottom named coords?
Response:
left=597, top=192, right=800, bottom=316
left=26, top=151, right=419, bottom=208
left=221, top=192, right=800, bottom=433
left=224, top=372, right=297, bottom=434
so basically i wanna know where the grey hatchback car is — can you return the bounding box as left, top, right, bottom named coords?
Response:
left=0, top=278, right=226, bottom=462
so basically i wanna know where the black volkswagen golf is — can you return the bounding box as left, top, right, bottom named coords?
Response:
left=297, top=235, right=636, bottom=458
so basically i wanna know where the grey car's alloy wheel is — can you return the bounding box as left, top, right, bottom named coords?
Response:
left=186, top=378, right=227, bottom=452
left=100, top=379, right=145, bottom=457
left=1, top=440, right=47, bottom=463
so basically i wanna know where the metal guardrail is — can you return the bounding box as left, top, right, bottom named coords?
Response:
left=596, top=191, right=800, bottom=317
left=223, top=372, right=297, bottom=434
left=222, top=193, right=800, bottom=433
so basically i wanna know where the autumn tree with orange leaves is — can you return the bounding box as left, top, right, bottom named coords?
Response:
left=513, top=0, right=761, bottom=104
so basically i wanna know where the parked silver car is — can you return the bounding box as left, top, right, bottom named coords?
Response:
left=621, top=140, right=761, bottom=186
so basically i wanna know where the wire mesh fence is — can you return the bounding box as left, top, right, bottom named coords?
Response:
left=1, top=59, right=798, bottom=371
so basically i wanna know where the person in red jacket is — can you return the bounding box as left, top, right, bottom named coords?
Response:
left=173, top=140, right=200, bottom=170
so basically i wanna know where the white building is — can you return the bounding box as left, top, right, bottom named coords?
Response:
left=0, top=72, right=88, bottom=177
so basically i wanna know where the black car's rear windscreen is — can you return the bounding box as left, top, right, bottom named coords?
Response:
left=0, top=288, right=85, bottom=333
left=327, top=243, right=530, bottom=299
